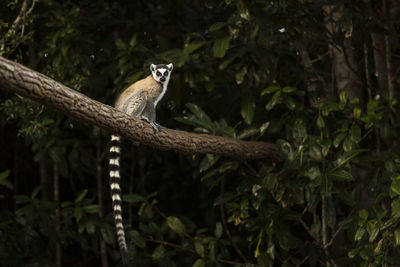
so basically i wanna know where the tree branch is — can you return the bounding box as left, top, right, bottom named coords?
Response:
left=0, top=56, right=283, bottom=162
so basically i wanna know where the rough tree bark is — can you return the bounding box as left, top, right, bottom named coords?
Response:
left=323, top=5, right=363, bottom=103
left=0, top=56, right=282, bottom=162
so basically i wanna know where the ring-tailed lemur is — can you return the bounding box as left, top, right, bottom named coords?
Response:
left=109, top=63, right=173, bottom=264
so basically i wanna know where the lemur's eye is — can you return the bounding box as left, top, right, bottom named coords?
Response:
left=164, top=71, right=168, bottom=76
left=156, top=71, right=161, bottom=76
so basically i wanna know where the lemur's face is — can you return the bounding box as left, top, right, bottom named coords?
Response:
left=150, top=63, right=173, bottom=84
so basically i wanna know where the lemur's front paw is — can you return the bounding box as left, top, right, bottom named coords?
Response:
left=150, top=122, right=161, bottom=132
left=141, top=116, right=161, bottom=132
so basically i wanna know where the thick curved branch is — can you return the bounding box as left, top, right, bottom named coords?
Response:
left=0, top=56, right=283, bottom=162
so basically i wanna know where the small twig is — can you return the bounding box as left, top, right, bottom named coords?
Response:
left=26, top=0, right=38, bottom=17
left=383, top=0, right=394, bottom=101
left=299, top=217, right=338, bottom=267
left=363, top=43, right=372, bottom=101
left=321, top=197, right=330, bottom=267
left=325, top=225, right=342, bottom=248
left=219, top=178, right=248, bottom=262
left=299, top=219, right=321, bottom=245
left=310, top=52, right=330, bottom=64
left=8, top=0, right=29, bottom=36
left=296, top=256, right=309, bottom=267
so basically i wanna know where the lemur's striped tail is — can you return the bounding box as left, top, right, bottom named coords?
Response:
left=109, top=134, right=129, bottom=265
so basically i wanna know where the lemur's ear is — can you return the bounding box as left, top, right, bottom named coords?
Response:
left=150, top=64, right=156, bottom=72
left=167, top=63, right=173, bottom=71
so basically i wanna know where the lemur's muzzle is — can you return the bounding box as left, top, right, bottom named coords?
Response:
left=160, top=77, right=166, bottom=82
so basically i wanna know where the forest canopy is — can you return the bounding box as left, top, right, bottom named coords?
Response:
left=0, top=0, right=400, bottom=266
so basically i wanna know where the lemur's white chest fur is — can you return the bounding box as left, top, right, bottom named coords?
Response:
left=154, top=74, right=170, bottom=107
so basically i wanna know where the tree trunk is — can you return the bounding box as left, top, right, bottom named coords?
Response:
left=323, top=5, right=363, bottom=103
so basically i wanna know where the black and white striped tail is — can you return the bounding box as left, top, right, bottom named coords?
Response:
left=109, top=134, right=129, bottom=265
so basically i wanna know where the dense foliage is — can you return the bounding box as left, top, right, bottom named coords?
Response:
left=1, top=0, right=400, bottom=266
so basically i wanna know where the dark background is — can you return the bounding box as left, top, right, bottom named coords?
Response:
left=1, top=0, right=400, bottom=266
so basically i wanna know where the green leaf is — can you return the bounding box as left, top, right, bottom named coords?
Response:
left=359, top=209, right=368, bottom=220
left=167, top=216, right=186, bottom=234
left=101, top=225, right=115, bottom=245
left=282, top=86, right=296, bottom=93
left=326, top=197, right=336, bottom=228
left=215, top=222, right=223, bottom=239
left=192, top=259, right=205, bottom=267
left=75, top=189, right=88, bottom=204
left=123, top=194, right=146, bottom=203
left=209, top=22, right=227, bottom=31
left=368, top=222, right=379, bottom=242
left=261, top=86, right=279, bottom=95
left=394, top=228, right=400, bottom=246
left=241, top=95, right=255, bottom=125
left=14, top=194, right=30, bottom=204
left=338, top=190, right=356, bottom=207
left=355, top=228, right=365, bottom=241
left=86, top=222, right=95, bottom=234
left=332, top=149, right=367, bottom=171
left=238, top=127, right=259, bottom=139
left=350, top=124, right=361, bottom=143
left=254, top=232, right=262, bottom=258
left=353, top=107, right=361, bottom=119
left=321, top=175, right=333, bottom=196
left=194, top=241, right=205, bottom=257
left=61, top=201, right=73, bottom=208
left=265, top=91, right=281, bottom=110
left=259, top=122, right=270, bottom=136
left=183, top=42, right=205, bottom=55
left=199, top=154, right=220, bottom=173
left=348, top=248, right=360, bottom=258
left=292, top=120, right=307, bottom=140
left=0, top=170, right=10, bottom=179
left=305, top=166, right=320, bottom=180
left=209, top=241, right=216, bottom=261
left=333, top=132, right=347, bottom=148
left=321, top=139, right=331, bottom=157
left=186, top=103, right=212, bottom=124
left=236, top=66, right=247, bottom=84
left=339, top=91, right=347, bottom=104
left=213, top=192, right=235, bottom=206
left=309, top=143, right=323, bottom=161
left=237, top=0, right=250, bottom=20
left=146, top=191, right=158, bottom=199
left=129, top=34, right=137, bottom=47
left=213, top=36, right=230, bottom=58
left=75, top=207, right=83, bottom=222
left=31, top=187, right=41, bottom=199
left=0, top=170, right=13, bottom=189
left=391, top=199, right=400, bottom=216
left=267, top=240, right=275, bottom=260
left=82, top=205, right=99, bottom=213
left=129, top=230, right=146, bottom=248
left=342, top=136, right=353, bottom=152
left=391, top=180, right=400, bottom=196
left=327, top=169, right=354, bottom=181
left=219, top=57, right=235, bottom=70
left=152, top=245, right=166, bottom=260
left=115, top=38, right=127, bottom=50
left=317, top=115, right=325, bottom=129
left=283, top=96, right=296, bottom=110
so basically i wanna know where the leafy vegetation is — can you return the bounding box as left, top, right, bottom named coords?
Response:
left=1, top=0, right=400, bottom=266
